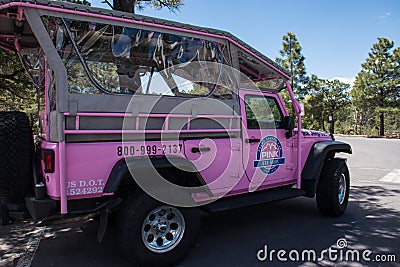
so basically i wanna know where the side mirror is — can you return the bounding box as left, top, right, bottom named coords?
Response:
left=283, top=116, right=295, bottom=139
left=283, top=116, right=295, bottom=131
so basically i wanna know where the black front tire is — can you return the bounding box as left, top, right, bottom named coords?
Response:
left=117, top=192, right=200, bottom=267
left=316, top=158, right=350, bottom=217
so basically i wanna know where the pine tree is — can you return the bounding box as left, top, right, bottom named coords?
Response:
left=354, top=38, right=399, bottom=136
left=276, top=32, right=308, bottom=99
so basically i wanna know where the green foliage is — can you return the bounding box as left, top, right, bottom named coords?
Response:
left=0, top=50, right=36, bottom=117
left=302, top=75, right=351, bottom=132
left=245, top=96, right=277, bottom=121
left=274, top=33, right=399, bottom=136
left=276, top=32, right=308, bottom=99
left=188, top=83, right=211, bottom=95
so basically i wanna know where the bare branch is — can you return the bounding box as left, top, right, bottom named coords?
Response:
left=101, top=0, right=114, bottom=9
left=154, top=0, right=182, bottom=13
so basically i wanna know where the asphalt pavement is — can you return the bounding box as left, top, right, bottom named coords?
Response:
left=1, top=136, right=399, bottom=267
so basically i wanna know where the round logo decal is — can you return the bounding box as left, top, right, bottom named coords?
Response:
left=253, top=136, right=285, bottom=174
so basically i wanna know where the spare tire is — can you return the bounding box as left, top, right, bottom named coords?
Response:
left=0, top=111, right=34, bottom=199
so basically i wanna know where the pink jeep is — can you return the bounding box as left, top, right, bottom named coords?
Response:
left=0, top=1, right=352, bottom=266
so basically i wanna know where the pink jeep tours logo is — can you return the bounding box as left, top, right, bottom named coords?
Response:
left=253, top=136, right=285, bottom=174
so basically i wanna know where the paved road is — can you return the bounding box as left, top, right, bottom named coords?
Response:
left=1, top=137, right=399, bottom=266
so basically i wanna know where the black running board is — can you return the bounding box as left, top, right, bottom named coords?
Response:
left=201, top=187, right=306, bottom=213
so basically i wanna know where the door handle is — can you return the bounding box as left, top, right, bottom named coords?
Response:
left=245, top=138, right=260, bottom=143
left=191, top=147, right=211, bottom=153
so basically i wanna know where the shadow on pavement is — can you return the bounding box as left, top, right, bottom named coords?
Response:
left=1, top=184, right=397, bottom=267
left=186, top=184, right=399, bottom=266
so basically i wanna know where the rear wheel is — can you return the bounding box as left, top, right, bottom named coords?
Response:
left=117, top=192, right=200, bottom=267
left=0, top=111, right=34, bottom=199
left=316, top=158, right=350, bottom=217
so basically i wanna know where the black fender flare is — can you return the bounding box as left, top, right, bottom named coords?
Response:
left=103, top=156, right=208, bottom=194
left=301, top=141, right=352, bottom=197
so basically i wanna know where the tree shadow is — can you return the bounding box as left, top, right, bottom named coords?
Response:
left=184, top=184, right=399, bottom=266
left=0, top=222, right=38, bottom=267
left=342, top=185, right=400, bottom=257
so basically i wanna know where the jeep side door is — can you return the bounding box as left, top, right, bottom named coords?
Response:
left=240, top=90, right=295, bottom=191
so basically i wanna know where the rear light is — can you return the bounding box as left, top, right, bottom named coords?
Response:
left=43, top=149, right=55, bottom=173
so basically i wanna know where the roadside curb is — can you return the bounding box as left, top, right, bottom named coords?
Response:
left=335, top=134, right=400, bottom=139
left=335, top=134, right=367, bottom=138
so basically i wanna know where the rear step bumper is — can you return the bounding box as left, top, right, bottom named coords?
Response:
left=201, top=187, right=306, bottom=212
left=25, top=197, right=57, bottom=221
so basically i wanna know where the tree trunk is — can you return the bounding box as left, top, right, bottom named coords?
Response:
left=112, top=0, right=138, bottom=92
left=353, top=111, right=358, bottom=134
left=379, top=88, right=385, bottom=136
left=379, top=112, right=385, bottom=136
left=113, top=0, right=136, bottom=13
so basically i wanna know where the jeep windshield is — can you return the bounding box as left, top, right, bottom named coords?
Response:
left=42, top=16, right=235, bottom=97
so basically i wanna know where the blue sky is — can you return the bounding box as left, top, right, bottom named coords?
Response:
left=91, top=0, right=400, bottom=84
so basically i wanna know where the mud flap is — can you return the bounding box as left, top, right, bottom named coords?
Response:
left=97, top=198, right=121, bottom=242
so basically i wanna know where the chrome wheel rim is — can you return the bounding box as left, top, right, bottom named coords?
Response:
left=141, top=206, right=185, bottom=253
left=338, top=173, right=347, bottom=205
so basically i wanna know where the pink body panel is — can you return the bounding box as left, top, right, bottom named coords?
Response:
left=41, top=132, right=329, bottom=201
left=42, top=140, right=186, bottom=200
left=184, top=138, right=245, bottom=199
left=41, top=96, right=331, bottom=206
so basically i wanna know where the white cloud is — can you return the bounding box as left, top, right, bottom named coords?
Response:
left=379, top=12, right=391, bottom=19
left=330, top=77, right=356, bottom=87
